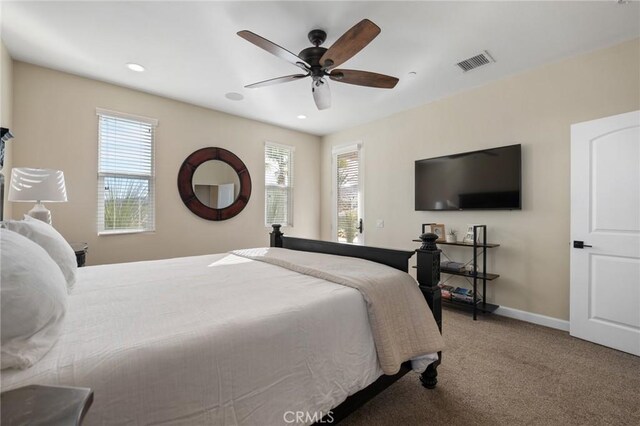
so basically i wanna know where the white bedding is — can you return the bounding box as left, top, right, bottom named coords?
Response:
left=1, top=253, right=435, bottom=425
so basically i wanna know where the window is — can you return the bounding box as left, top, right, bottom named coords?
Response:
left=97, top=109, right=157, bottom=234
left=333, top=143, right=363, bottom=244
left=265, top=142, right=294, bottom=227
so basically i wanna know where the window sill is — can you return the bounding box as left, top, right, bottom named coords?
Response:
left=98, top=229, right=155, bottom=236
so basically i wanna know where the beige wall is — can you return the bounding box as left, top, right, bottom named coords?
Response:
left=12, top=62, right=321, bottom=265
left=0, top=40, right=13, bottom=219
left=9, top=38, right=639, bottom=319
left=321, top=39, right=640, bottom=321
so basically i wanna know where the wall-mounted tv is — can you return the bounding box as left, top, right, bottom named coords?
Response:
left=415, top=144, right=521, bottom=211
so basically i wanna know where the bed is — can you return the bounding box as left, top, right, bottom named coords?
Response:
left=1, top=226, right=444, bottom=425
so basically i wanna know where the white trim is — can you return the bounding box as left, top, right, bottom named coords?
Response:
left=331, top=141, right=364, bottom=244
left=97, top=113, right=156, bottom=234
left=331, top=153, right=337, bottom=241
left=264, top=141, right=294, bottom=227
left=96, top=107, right=159, bottom=127
left=98, top=229, right=155, bottom=236
left=264, top=140, right=296, bottom=152
left=358, top=143, right=365, bottom=245
left=332, top=142, right=361, bottom=155
left=494, top=305, right=570, bottom=332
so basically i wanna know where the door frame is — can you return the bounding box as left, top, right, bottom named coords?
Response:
left=569, top=110, right=640, bottom=355
left=331, top=141, right=364, bottom=244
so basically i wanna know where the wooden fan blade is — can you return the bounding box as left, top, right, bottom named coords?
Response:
left=320, top=19, right=381, bottom=70
left=329, top=69, right=398, bottom=89
left=245, top=74, right=309, bottom=89
left=312, top=80, right=331, bottom=110
left=238, top=30, right=309, bottom=71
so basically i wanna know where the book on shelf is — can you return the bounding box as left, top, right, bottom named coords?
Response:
left=439, top=284, right=455, bottom=300
left=438, top=285, right=481, bottom=304
left=440, top=260, right=466, bottom=272
left=452, top=286, right=472, bottom=296
left=451, top=293, right=481, bottom=304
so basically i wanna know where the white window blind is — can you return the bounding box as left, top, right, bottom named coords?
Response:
left=97, top=110, right=157, bottom=234
left=265, top=142, right=294, bottom=226
left=336, top=148, right=361, bottom=244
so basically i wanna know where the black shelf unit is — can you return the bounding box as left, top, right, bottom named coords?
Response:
left=443, top=270, right=499, bottom=280
left=415, top=225, right=500, bottom=320
left=430, top=240, right=500, bottom=249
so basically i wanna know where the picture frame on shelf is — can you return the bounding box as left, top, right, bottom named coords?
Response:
left=432, top=224, right=446, bottom=242
left=421, top=223, right=436, bottom=234
left=463, top=224, right=483, bottom=244
left=422, top=223, right=446, bottom=242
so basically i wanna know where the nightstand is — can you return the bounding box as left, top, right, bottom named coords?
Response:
left=70, top=242, right=88, bottom=267
left=1, top=384, right=93, bottom=425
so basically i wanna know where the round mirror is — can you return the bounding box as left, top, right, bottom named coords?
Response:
left=192, top=160, right=241, bottom=209
left=178, top=147, right=251, bottom=221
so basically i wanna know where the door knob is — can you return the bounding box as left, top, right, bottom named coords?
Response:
left=573, top=241, right=592, bottom=249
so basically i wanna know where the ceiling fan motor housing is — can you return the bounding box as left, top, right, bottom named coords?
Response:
left=307, top=29, right=327, bottom=46
left=299, top=46, right=327, bottom=66
left=298, top=45, right=328, bottom=80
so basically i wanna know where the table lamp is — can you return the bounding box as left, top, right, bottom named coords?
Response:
left=8, top=167, right=67, bottom=225
left=1, top=127, right=14, bottom=169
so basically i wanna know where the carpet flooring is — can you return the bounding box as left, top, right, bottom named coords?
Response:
left=342, top=307, right=640, bottom=426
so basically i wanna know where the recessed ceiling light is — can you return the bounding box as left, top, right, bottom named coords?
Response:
left=225, top=92, right=244, bottom=101
left=126, top=63, right=145, bottom=72
left=297, top=114, right=307, bottom=119
left=408, top=71, right=417, bottom=76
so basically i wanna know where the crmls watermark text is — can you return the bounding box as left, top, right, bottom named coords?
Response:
left=283, top=410, right=334, bottom=424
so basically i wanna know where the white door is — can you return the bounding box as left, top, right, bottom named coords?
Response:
left=333, top=143, right=364, bottom=244
left=217, top=183, right=235, bottom=208
left=570, top=110, right=640, bottom=356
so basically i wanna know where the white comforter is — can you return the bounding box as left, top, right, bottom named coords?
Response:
left=1, top=253, right=434, bottom=425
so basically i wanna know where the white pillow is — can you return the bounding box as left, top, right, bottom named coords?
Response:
left=1, top=228, right=68, bottom=370
left=4, top=216, right=77, bottom=293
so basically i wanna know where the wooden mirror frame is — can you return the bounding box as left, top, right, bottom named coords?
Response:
left=177, top=147, right=252, bottom=221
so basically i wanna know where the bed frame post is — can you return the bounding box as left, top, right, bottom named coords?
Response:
left=270, top=224, right=283, bottom=248
left=416, top=232, right=442, bottom=389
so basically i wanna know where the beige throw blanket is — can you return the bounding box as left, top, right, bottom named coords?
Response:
left=231, top=247, right=444, bottom=375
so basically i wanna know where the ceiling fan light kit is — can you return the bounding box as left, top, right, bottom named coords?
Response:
left=237, top=19, right=399, bottom=110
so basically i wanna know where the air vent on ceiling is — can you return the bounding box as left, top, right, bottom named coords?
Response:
left=456, top=50, right=495, bottom=72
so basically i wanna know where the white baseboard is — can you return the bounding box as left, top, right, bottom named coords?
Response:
left=494, top=306, right=570, bottom=332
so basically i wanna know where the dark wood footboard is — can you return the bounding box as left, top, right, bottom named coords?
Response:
left=268, top=225, right=443, bottom=424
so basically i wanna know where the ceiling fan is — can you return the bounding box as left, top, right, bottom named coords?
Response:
left=237, top=19, right=399, bottom=110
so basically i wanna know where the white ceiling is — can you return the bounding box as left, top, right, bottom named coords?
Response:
left=1, top=1, right=638, bottom=136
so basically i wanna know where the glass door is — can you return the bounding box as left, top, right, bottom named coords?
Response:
left=333, top=143, right=363, bottom=244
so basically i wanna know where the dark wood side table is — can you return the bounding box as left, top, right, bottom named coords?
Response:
left=70, top=243, right=88, bottom=267
left=1, top=384, right=93, bottom=426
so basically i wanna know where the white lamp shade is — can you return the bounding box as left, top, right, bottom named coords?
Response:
left=8, top=168, right=68, bottom=202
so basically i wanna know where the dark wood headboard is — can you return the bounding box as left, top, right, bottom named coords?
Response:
left=269, top=224, right=414, bottom=272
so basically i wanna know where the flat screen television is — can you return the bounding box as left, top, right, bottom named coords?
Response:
left=415, top=144, right=521, bottom=211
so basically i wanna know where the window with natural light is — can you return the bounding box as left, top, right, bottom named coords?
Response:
left=97, top=110, right=157, bottom=234
left=335, top=148, right=361, bottom=244
left=265, top=142, right=294, bottom=227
